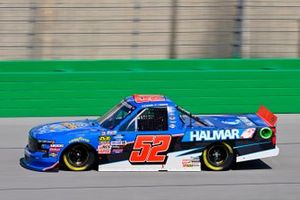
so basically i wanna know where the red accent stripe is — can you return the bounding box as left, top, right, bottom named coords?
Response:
left=43, top=161, right=59, bottom=171
left=172, top=133, right=184, bottom=137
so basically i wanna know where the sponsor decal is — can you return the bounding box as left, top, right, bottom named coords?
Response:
left=133, top=95, right=165, bottom=103
left=186, top=129, right=240, bottom=142
left=182, top=159, right=193, bottom=167
left=141, top=104, right=152, bottom=108
left=75, top=122, right=89, bottom=128
left=102, top=131, right=117, bottom=135
left=49, top=148, right=61, bottom=153
left=169, top=124, right=176, bottom=129
left=69, top=137, right=90, bottom=143
left=38, top=121, right=88, bottom=133
left=111, top=145, right=125, bottom=149
left=37, top=126, right=51, bottom=134
left=221, top=119, right=240, bottom=125
left=49, top=153, right=57, bottom=157
left=113, top=134, right=124, bottom=140
left=241, top=128, right=256, bottom=139
left=141, top=103, right=168, bottom=108
left=37, top=139, right=54, bottom=143
left=49, top=144, right=64, bottom=153
left=112, top=149, right=124, bottom=154
left=49, top=124, right=62, bottom=130
left=168, top=106, right=175, bottom=112
left=182, top=158, right=200, bottom=168
left=169, top=115, right=176, bottom=121
left=158, top=103, right=168, bottom=107
left=61, top=122, right=77, bottom=129
left=238, top=116, right=255, bottom=126
left=98, top=143, right=112, bottom=154
left=99, top=136, right=111, bottom=142
left=111, top=140, right=127, bottom=146
left=168, top=107, right=176, bottom=120
left=50, top=144, right=63, bottom=148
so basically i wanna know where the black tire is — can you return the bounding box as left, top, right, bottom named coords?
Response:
left=202, top=142, right=235, bottom=171
left=62, top=143, right=95, bottom=171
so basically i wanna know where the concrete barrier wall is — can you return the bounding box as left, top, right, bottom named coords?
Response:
left=1, top=0, right=299, bottom=59
left=0, top=59, right=299, bottom=117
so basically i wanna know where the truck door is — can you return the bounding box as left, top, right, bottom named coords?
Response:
left=117, top=106, right=172, bottom=164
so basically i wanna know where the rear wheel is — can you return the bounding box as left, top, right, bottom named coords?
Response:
left=202, top=142, right=235, bottom=171
left=62, top=144, right=95, bottom=171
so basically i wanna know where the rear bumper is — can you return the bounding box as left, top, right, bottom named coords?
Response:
left=236, top=145, right=279, bottom=162
left=20, top=146, right=59, bottom=172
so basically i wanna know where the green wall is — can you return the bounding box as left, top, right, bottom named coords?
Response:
left=0, top=59, right=299, bottom=117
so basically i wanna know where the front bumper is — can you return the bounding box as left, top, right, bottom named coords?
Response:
left=20, top=146, right=59, bottom=172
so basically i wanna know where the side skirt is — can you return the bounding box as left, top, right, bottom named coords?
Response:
left=236, top=146, right=279, bottom=163
left=98, top=149, right=202, bottom=172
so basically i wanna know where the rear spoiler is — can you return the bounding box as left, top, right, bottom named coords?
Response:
left=257, top=105, right=278, bottom=127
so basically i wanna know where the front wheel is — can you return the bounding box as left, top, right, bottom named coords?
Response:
left=62, top=144, right=95, bottom=171
left=202, top=142, right=235, bottom=171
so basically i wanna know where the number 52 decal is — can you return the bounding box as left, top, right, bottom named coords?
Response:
left=129, top=135, right=172, bottom=164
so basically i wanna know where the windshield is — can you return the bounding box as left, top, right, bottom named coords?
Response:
left=97, top=101, right=135, bottom=129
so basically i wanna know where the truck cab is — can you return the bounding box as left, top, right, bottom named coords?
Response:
left=99, top=95, right=184, bottom=141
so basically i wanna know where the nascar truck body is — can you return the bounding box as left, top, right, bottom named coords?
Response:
left=20, top=95, right=279, bottom=172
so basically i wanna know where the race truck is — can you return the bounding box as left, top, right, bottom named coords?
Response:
left=20, top=94, right=279, bottom=172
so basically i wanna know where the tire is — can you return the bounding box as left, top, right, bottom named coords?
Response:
left=62, top=143, right=95, bottom=171
left=202, top=142, right=235, bottom=171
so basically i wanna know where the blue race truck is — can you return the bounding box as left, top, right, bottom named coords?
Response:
left=20, top=94, right=279, bottom=172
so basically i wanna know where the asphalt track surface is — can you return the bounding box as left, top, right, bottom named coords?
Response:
left=0, top=115, right=299, bottom=200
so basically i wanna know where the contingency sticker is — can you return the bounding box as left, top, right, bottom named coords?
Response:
left=98, top=143, right=112, bottom=154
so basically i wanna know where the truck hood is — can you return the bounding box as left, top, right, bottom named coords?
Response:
left=30, top=119, right=101, bottom=138
left=199, top=115, right=256, bottom=128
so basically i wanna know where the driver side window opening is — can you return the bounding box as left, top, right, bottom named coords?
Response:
left=120, top=107, right=168, bottom=132
left=138, top=107, right=168, bottom=131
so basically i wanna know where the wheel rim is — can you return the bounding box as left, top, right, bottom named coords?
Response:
left=67, top=145, right=90, bottom=167
left=207, top=144, right=229, bottom=166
